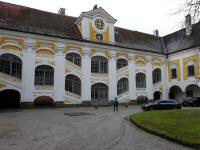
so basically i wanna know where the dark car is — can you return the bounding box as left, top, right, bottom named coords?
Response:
left=142, top=99, right=182, bottom=111
left=183, top=97, right=200, bottom=107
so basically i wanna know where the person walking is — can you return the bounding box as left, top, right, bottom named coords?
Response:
left=113, top=97, right=118, bottom=111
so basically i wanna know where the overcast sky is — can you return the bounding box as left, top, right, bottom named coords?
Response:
left=2, top=0, right=186, bottom=36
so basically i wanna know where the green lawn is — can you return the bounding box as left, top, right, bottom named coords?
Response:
left=130, top=109, right=200, bottom=148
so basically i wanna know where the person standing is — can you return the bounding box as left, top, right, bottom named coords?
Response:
left=113, top=97, right=118, bottom=111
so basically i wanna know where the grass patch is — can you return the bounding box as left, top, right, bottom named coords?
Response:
left=130, top=109, right=200, bottom=148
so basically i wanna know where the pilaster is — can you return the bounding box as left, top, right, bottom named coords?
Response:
left=22, top=47, right=35, bottom=102
left=54, top=50, right=65, bottom=102
left=161, top=58, right=169, bottom=99
left=146, top=57, right=153, bottom=100
left=109, top=53, right=117, bottom=101
left=128, top=54, right=136, bottom=100
left=81, top=48, right=91, bottom=101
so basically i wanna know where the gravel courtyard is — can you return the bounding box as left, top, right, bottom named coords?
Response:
left=0, top=106, right=192, bottom=150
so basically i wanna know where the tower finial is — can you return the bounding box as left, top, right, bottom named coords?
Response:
left=93, top=4, right=98, bottom=10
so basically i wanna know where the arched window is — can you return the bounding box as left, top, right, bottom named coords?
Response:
left=66, top=53, right=81, bottom=66
left=136, top=73, right=146, bottom=88
left=91, top=56, right=108, bottom=73
left=0, top=54, right=22, bottom=79
left=65, top=74, right=81, bottom=95
left=117, top=58, right=128, bottom=69
left=153, top=68, right=161, bottom=84
left=35, top=65, right=54, bottom=86
left=91, top=83, right=109, bottom=105
left=117, top=78, right=129, bottom=95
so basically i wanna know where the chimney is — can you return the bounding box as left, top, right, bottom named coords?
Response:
left=58, top=8, right=65, bottom=15
left=185, top=14, right=192, bottom=36
left=153, top=30, right=159, bottom=37
left=93, top=4, right=98, bottom=10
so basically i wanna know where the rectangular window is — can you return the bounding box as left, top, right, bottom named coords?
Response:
left=171, top=68, right=177, bottom=79
left=188, top=65, right=195, bottom=77
left=91, top=61, right=99, bottom=73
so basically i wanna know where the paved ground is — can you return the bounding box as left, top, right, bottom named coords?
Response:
left=0, top=106, right=192, bottom=150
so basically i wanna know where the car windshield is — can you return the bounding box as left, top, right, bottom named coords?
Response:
left=158, top=100, right=177, bottom=104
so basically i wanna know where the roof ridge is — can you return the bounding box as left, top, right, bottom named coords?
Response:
left=0, top=1, right=77, bottom=19
left=115, top=26, right=159, bottom=37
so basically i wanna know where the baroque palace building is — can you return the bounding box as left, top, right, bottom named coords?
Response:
left=0, top=1, right=200, bottom=108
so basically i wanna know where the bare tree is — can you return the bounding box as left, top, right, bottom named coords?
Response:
left=177, top=0, right=200, bottom=23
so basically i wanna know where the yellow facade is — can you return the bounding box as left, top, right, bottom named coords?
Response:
left=89, top=23, right=110, bottom=44
left=183, top=55, right=200, bottom=80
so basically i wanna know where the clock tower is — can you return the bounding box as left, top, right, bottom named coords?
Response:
left=75, top=6, right=117, bottom=44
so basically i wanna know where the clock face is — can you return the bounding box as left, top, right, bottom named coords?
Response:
left=95, top=34, right=103, bottom=41
left=95, top=18, right=105, bottom=30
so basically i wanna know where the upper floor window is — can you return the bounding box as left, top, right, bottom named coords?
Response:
left=0, top=54, right=22, bottom=79
left=35, top=65, right=54, bottom=86
left=188, top=65, right=195, bottom=77
left=117, top=58, right=128, bottom=70
left=153, top=68, right=161, bottom=84
left=91, top=56, right=108, bottom=74
left=171, top=68, right=177, bottom=79
left=66, top=53, right=81, bottom=66
left=136, top=73, right=146, bottom=88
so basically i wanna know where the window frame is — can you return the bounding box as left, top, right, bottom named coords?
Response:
left=65, top=75, right=81, bottom=95
left=188, top=65, right=195, bottom=77
left=35, top=65, right=54, bottom=86
left=66, top=53, right=81, bottom=67
left=171, top=68, right=177, bottom=79
left=0, top=54, right=22, bottom=79
left=117, top=78, right=129, bottom=95
left=136, top=73, right=146, bottom=88
left=91, top=56, right=108, bottom=74
left=117, top=58, right=128, bottom=70
left=153, top=68, right=161, bottom=84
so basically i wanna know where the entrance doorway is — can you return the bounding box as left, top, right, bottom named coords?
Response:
left=91, top=83, right=109, bottom=106
left=0, top=89, right=20, bottom=108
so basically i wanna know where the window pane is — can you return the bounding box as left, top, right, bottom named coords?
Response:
left=65, top=75, right=81, bottom=95
left=66, top=53, right=81, bottom=66
left=136, top=73, right=146, bottom=88
left=0, top=54, right=22, bottom=79
left=35, top=65, right=54, bottom=86
left=188, top=65, right=194, bottom=77
left=91, top=56, right=108, bottom=74
left=171, top=68, right=177, bottom=79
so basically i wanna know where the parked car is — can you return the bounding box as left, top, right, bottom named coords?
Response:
left=183, top=97, right=200, bottom=107
left=142, top=99, right=182, bottom=111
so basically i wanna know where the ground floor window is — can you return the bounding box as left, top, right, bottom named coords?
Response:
left=117, top=78, right=129, bottom=95
left=65, top=74, right=81, bottom=95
